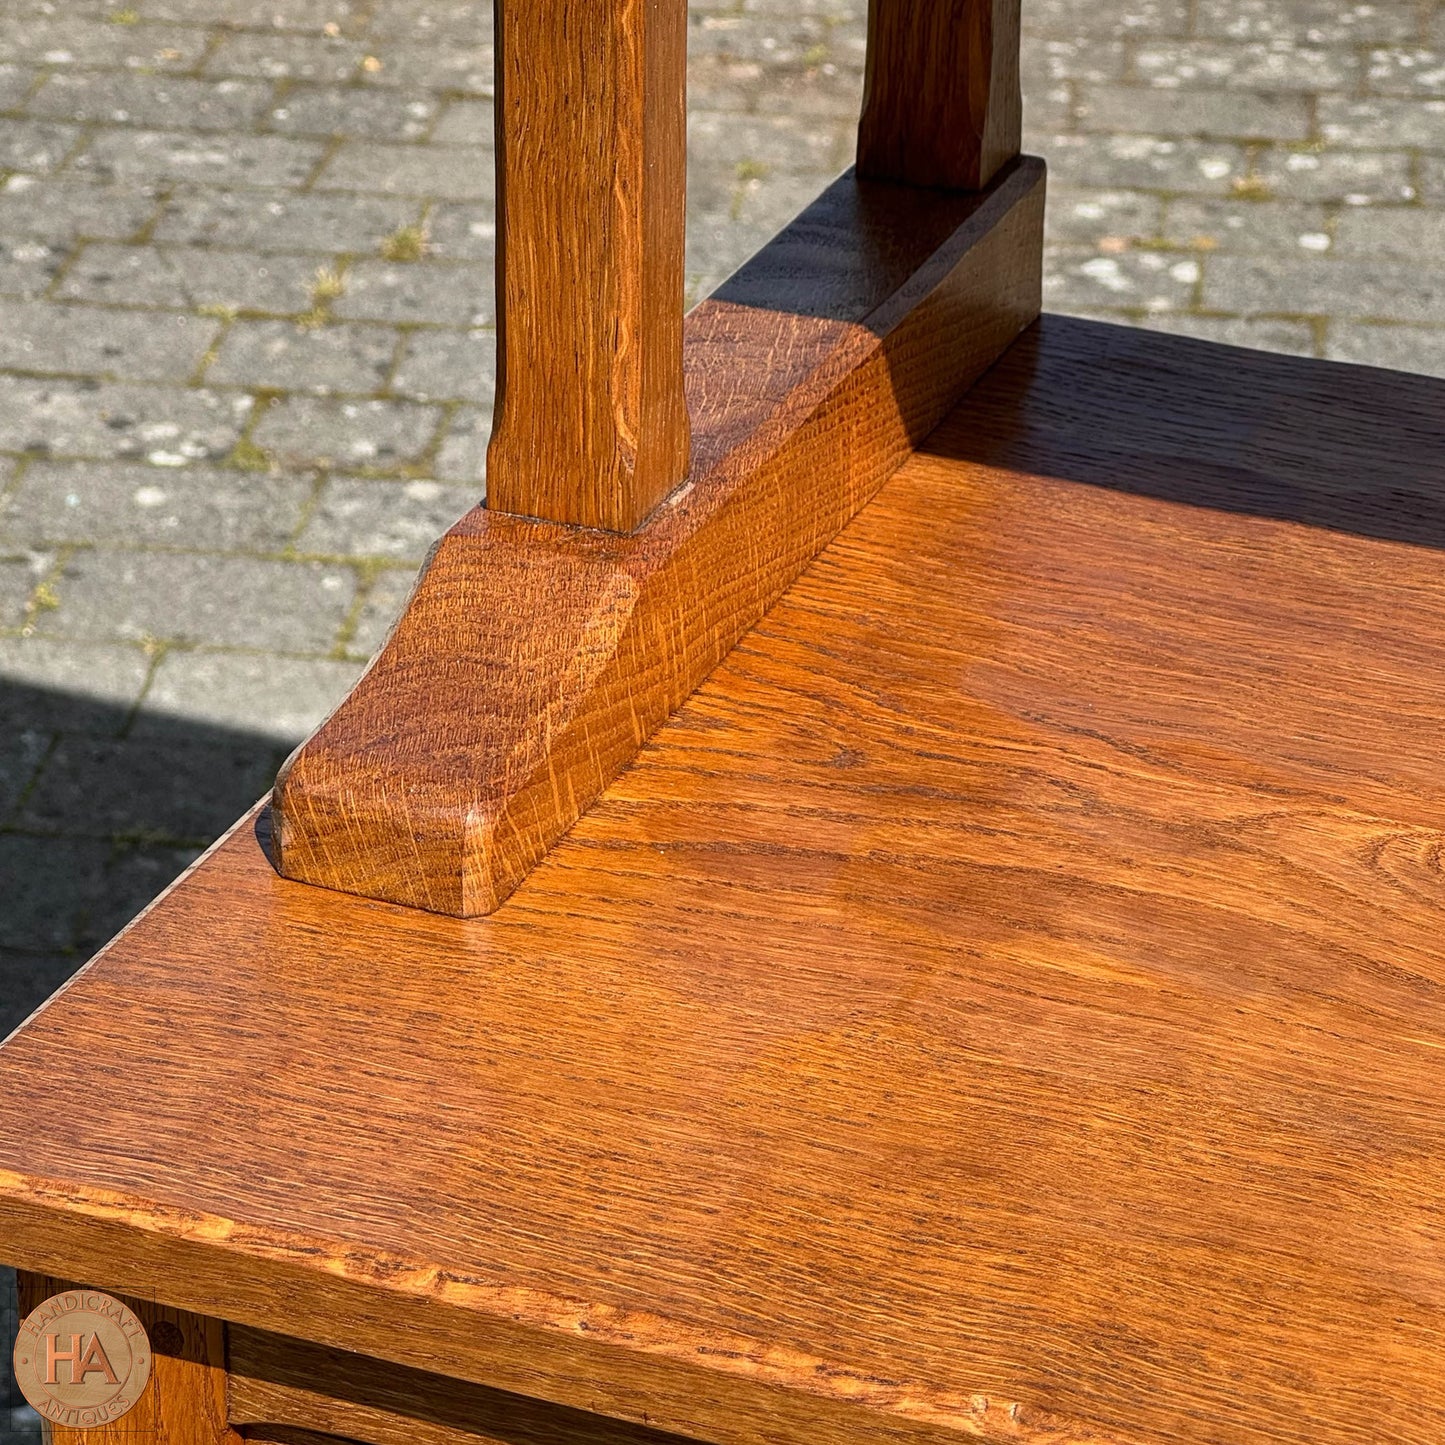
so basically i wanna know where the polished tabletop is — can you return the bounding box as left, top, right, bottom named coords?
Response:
left=3, top=316, right=1444, bottom=1445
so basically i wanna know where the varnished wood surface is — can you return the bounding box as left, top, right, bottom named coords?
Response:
left=17, top=1274, right=237, bottom=1445
left=858, top=0, right=1021, bottom=190
left=486, top=0, right=689, bottom=532
left=5, top=317, right=1445, bottom=1444
left=274, top=161, right=1045, bottom=915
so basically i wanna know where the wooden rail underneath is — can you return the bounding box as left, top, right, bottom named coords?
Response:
left=273, top=158, right=1045, bottom=915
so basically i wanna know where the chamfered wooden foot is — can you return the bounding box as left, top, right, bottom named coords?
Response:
left=15, top=1274, right=236, bottom=1445
left=273, top=156, right=1046, bottom=917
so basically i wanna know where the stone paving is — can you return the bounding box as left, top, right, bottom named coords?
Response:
left=1, top=0, right=1444, bottom=1432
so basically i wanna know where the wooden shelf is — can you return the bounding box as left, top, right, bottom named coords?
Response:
left=4, top=315, right=1445, bottom=1445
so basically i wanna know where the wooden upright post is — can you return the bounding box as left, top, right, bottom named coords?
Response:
left=486, top=0, right=690, bottom=534
left=857, top=0, right=1022, bottom=190
left=15, top=1275, right=236, bottom=1445
left=273, top=0, right=1045, bottom=915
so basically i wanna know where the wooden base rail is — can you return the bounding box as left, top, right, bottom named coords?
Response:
left=227, top=1324, right=693, bottom=1445
left=273, top=158, right=1046, bottom=916
left=15, top=1273, right=698, bottom=1445
left=17, top=1265, right=1147, bottom=1445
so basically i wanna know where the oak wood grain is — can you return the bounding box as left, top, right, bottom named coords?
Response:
left=274, top=160, right=1045, bottom=915
left=4, top=318, right=1445, bottom=1445
left=16, top=1274, right=238, bottom=1445
left=857, top=0, right=1022, bottom=190
left=485, top=0, right=689, bottom=532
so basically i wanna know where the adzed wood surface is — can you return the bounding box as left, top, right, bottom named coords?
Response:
left=275, top=159, right=1045, bottom=915
left=858, top=0, right=1022, bottom=190
left=486, top=0, right=689, bottom=532
left=16, top=1273, right=237, bottom=1445
left=3, top=318, right=1445, bottom=1445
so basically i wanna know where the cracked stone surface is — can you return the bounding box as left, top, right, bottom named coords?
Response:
left=0, top=0, right=1443, bottom=1419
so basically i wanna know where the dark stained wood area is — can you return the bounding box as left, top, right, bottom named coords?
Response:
left=3, top=316, right=1445, bottom=1445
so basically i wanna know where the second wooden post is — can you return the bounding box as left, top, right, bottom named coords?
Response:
left=858, top=0, right=1023, bottom=190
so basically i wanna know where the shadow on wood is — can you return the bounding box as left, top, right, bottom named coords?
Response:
left=928, top=315, right=1445, bottom=549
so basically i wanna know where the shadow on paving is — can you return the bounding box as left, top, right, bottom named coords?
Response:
left=1, top=1269, right=35, bottom=1445
left=0, top=679, right=295, bottom=1040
